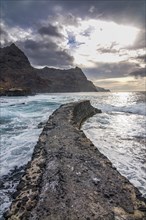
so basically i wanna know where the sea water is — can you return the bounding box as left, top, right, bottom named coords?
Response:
left=0, top=92, right=146, bottom=218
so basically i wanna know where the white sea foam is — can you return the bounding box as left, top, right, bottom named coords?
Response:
left=82, top=112, right=146, bottom=197
left=0, top=92, right=146, bottom=217
left=0, top=92, right=145, bottom=177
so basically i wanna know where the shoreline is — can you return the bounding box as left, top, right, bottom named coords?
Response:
left=4, top=100, right=146, bottom=219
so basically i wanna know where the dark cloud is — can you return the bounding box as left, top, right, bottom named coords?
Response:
left=97, top=42, right=119, bottom=54
left=94, top=0, right=145, bottom=28
left=1, top=0, right=145, bottom=29
left=0, top=26, right=9, bottom=45
left=24, top=40, right=42, bottom=50
left=134, top=30, right=146, bottom=49
left=55, top=1, right=145, bottom=29
left=125, top=30, right=146, bottom=50
left=1, top=0, right=51, bottom=28
left=129, top=68, right=146, bottom=78
left=0, top=21, right=34, bottom=49
left=128, top=54, right=146, bottom=67
left=38, top=25, right=63, bottom=38
left=1, top=0, right=145, bottom=54
left=83, top=61, right=136, bottom=80
left=0, top=26, right=7, bottom=36
left=0, top=20, right=73, bottom=68
left=97, top=47, right=118, bottom=54
left=136, top=55, right=146, bottom=63
left=20, top=39, right=74, bottom=68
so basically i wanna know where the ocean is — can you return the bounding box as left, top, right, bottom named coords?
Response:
left=0, top=91, right=146, bottom=218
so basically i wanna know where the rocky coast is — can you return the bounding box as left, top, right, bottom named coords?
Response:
left=0, top=88, right=32, bottom=96
left=4, top=100, right=146, bottom=220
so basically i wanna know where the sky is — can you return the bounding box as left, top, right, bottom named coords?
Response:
left=0, top=0, right=146, bottom=91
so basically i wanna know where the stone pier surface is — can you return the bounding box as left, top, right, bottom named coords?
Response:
left=5, top=101, right=146, bottom=220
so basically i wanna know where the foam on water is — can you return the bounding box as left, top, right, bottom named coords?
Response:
left=0, top=96, right=61, bottom=177
left=82, top=112, right=146, bottom=197
left=0, top=92, right=146, bottom=217
left=94, top=102, right=146, bottom=116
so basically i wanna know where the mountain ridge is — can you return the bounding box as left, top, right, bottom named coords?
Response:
left=0, top=43, right=110, bottom=93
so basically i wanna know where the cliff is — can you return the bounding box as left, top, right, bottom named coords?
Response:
left=4, top=101, right=146, bottom=220
left=0, top=43, right=103, bottom=93
left=0, top=44, right=49, bottom=93
left=96, top=86, right=110, bottom=92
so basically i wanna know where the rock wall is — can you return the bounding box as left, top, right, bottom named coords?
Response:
left=4, top=101, right=146, bottom=220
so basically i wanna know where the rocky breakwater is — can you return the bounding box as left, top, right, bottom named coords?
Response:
left=4, top=101, right=146, bottom=220
left=0, top=88, right=32, bottom=96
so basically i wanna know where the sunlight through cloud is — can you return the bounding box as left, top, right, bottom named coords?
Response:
left=63, top=19, right=139, bottom=67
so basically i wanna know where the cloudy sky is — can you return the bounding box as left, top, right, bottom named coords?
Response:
left=1, top=0, right=146, bottom=91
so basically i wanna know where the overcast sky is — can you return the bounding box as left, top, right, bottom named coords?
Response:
left=1, top=0, right=146, bottom=91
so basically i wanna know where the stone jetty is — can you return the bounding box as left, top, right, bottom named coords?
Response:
left=4, top=101, right=146, bottom=220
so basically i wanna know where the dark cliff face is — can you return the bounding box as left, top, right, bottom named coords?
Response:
left=0, top=43, right=31, bottom=69
left=96, top=86, right=110, bottom=92
left=0, top=43, right=98, bottom=92
left=38, top=67, right=97, bottom=92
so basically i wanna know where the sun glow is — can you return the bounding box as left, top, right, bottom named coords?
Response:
left=94, top=76, right=146, bottom=91
left=95, top=76, right=136, bottom=83
left=64, top=19, right=139, bottom=67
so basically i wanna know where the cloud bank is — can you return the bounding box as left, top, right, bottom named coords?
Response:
left=1, top=0, right=145, bottom=91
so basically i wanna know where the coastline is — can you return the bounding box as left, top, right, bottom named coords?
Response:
left=4, top=100, right=146, bottom=220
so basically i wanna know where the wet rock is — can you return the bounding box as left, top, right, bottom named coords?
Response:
left=0, top=88, right=32, bottom=96
left=92, top=177, right=101, bottom=185
left=4, top=100, right=146, bottom=220
left=37, top=121, right=46, bottom=129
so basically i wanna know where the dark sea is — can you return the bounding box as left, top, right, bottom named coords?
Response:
left=0, top=92, right=146, bottom=218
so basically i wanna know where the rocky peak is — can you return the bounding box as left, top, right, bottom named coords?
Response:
left=9, top=43, right=19, bottom=49
left=75, top=66, right=80, bottom=70
left=0, top=43, right=109, bottom=93
left=0, top=43, right=31, bottom=69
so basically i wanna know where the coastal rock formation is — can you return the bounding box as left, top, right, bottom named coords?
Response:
left=96, top=86, right=110, bottom=92
left=4, top=101, right=146, bottom=220
left=0, top=88, right=32, bottom=96
left=0, top=43, right=31, bottom=69
left=0, top=44, right=49, bottom=93
left=0, top=43, right=110, bottom=93
left=37, top=66, right=97, bottom=93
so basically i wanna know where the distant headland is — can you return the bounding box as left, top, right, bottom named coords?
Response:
left=0, top=43, right=110, bottom=95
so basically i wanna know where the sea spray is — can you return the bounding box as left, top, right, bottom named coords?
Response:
left=0, top=92, right=146, bottom=217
